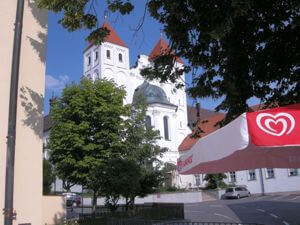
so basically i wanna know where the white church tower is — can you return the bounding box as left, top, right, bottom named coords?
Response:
left=83, top=21, right=192, bottom=187
left=83, top=21, right=130, bottom=101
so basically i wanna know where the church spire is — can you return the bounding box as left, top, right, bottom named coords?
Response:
left=102, top=21, right=127, bottom=48
left=149, top=37, right=184, bottom=64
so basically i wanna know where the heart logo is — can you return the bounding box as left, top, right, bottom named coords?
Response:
left=256, top=113, right=295, bottom=136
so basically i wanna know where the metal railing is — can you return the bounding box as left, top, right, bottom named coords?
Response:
left=78, top=219, right=263, bottom=225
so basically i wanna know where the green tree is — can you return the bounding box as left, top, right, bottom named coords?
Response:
left=160, top=162, right=177, bottom=189
left=38, top=0, right=300, bottom=124
left=204, top=173, right=227, bottom=190
left=48, top=78, right=128, bottom=215
left=102, top=158, right=142, bottom=211
left=43, top=158, right=55, bottom=195
left=121, top=96, right=166, bottom=209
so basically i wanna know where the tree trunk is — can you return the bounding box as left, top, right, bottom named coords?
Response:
left=125, top=197, right=129, bottom=211
left=92, top=191, right=98, bottom=218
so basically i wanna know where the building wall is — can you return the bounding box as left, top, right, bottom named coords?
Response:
left=0, top=1, right=47, bottom=224
left=83, top=40, right=192, bottom=188
left=230, top=168, right=300, bottom=194
left=42, top=196, right=66, bottom=225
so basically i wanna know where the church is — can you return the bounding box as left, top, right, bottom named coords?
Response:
left=44, top=21, right=300, bottom=194
left=82, top=21, right=192, bottom=187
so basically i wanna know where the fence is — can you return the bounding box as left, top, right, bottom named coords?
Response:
left=78, top=219, right=263, bottom=225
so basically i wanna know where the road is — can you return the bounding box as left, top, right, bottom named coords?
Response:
left=184, top=193, right=300, bottom=225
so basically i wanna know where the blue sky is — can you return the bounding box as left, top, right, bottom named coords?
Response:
left=44, top=1, right=230, bottom=114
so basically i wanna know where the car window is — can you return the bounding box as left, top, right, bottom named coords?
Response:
left=235, top=187, right=242, bottom=191
left=226, top=188, right=233, bottom=192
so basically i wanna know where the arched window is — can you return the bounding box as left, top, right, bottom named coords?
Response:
left=163, top=116, right=170, bottom=140
left=106, top=50, right=111, bottom=59
left=118, top=53, right=123, bottom=62
left=146, top=116, right=151, bottom=129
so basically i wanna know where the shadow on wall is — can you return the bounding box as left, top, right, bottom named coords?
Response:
left=27, top=0, right=47, bottom=64
left=20, top=86, right=44, bottom=139
left=52, top=211, right=66, bottom=225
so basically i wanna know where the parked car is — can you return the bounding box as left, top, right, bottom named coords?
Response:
left=62, top=192, right=81, bottom=207
left=224, top=187, right=250, bottom=199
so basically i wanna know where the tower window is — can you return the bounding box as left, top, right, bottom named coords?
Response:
left=163, top=116, right=170, bottom=140
left=87, top=56, right=91, bottom=65
left=146, top=116, right=151, bottom=129
left=118, top=53, right=123, bottom=62
left=106, top=50, right=111, bottom=59
left=95, top=51, right=98, bottom=61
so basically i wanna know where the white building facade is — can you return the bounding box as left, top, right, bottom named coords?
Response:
left=80, top=21, right=191, bottom=188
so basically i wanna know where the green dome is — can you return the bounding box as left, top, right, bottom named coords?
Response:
left=132, top=81, right=174, bottom=106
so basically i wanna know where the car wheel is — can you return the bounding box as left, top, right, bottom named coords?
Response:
left=237, top=194, right=240, bottom=199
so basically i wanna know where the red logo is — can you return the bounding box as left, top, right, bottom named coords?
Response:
left=177, top=155, right=193, bottom=171
left=247, top=106, right=300, bottom=147
left=256, top=113, right=295, bottom=136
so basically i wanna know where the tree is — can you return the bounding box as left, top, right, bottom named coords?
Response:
left=102, top=158, right=142, bottom=211
left=121, top=96, right=166, bottom=209
left=43, top=158, right=56, bottom=195
left=204, top=173, right=227, bottom=190
left=160, top=162, right=177, bottom=188
left=38, top=0, right=300, bottom=125
left=48, top=78, right=128, bottom=215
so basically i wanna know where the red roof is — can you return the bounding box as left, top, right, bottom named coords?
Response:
left=178, top=114, right=225, bottom=152
left=102, top=21, right=127, bottom=48
left=85, top=21, right=127, bottom=51
left=149, top=38, right=184, bottom=64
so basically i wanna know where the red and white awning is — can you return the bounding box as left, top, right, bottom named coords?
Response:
left=177, top=103, right=300, bottom=174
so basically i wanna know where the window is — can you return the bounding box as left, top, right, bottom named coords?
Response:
left=266, top=168, right=275, bottom=179
left=229, top=172, right=236, bottom=183
left=163, top=116, right=170, bottom=140
left=288, top=168, right=298, bottom=176
left=146, top=116, right=151, bottom=129
left=118, top=53, right=123, bottom=62
left=178, top=99, right=181, bottom=105
left=248, top=170, right=256, bottom=181
left=95, top=51, right=98, bottom=61
left=180, top=121, right=182, bottom=128
left=106, top=50, right=111, bottom=59
left=195, top=175, right=201, bottom=186
left=87, top=56, right=91, bottom=65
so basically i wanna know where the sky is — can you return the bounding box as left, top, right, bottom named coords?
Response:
left=44, top=1, right=231, bottom=114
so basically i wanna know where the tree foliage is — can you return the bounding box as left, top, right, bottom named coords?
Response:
left=121, top=96, right=166, bottom=209
left=43, top=158, right=56, bottom=195
left=38, top=0, right=300, bottom=125
left=48, top=78, right=128, bottom=213
left=204, top=173, right=227, bottom=190
left=145, top=0, right=300, bottom=124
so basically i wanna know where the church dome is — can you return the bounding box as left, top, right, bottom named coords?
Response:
left=132, top=81, right=175, bottom=106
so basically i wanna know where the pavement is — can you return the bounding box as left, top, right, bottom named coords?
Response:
left=184, top=193, right=300, bottom=225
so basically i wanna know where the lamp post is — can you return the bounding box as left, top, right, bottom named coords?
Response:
left=3, top=0, right=25, bottom=224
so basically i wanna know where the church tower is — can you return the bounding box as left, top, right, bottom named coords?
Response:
left=83, top=21, right=130, bottom=91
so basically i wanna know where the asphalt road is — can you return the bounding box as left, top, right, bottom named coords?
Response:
left=184, top=193, right=300, bottom=225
